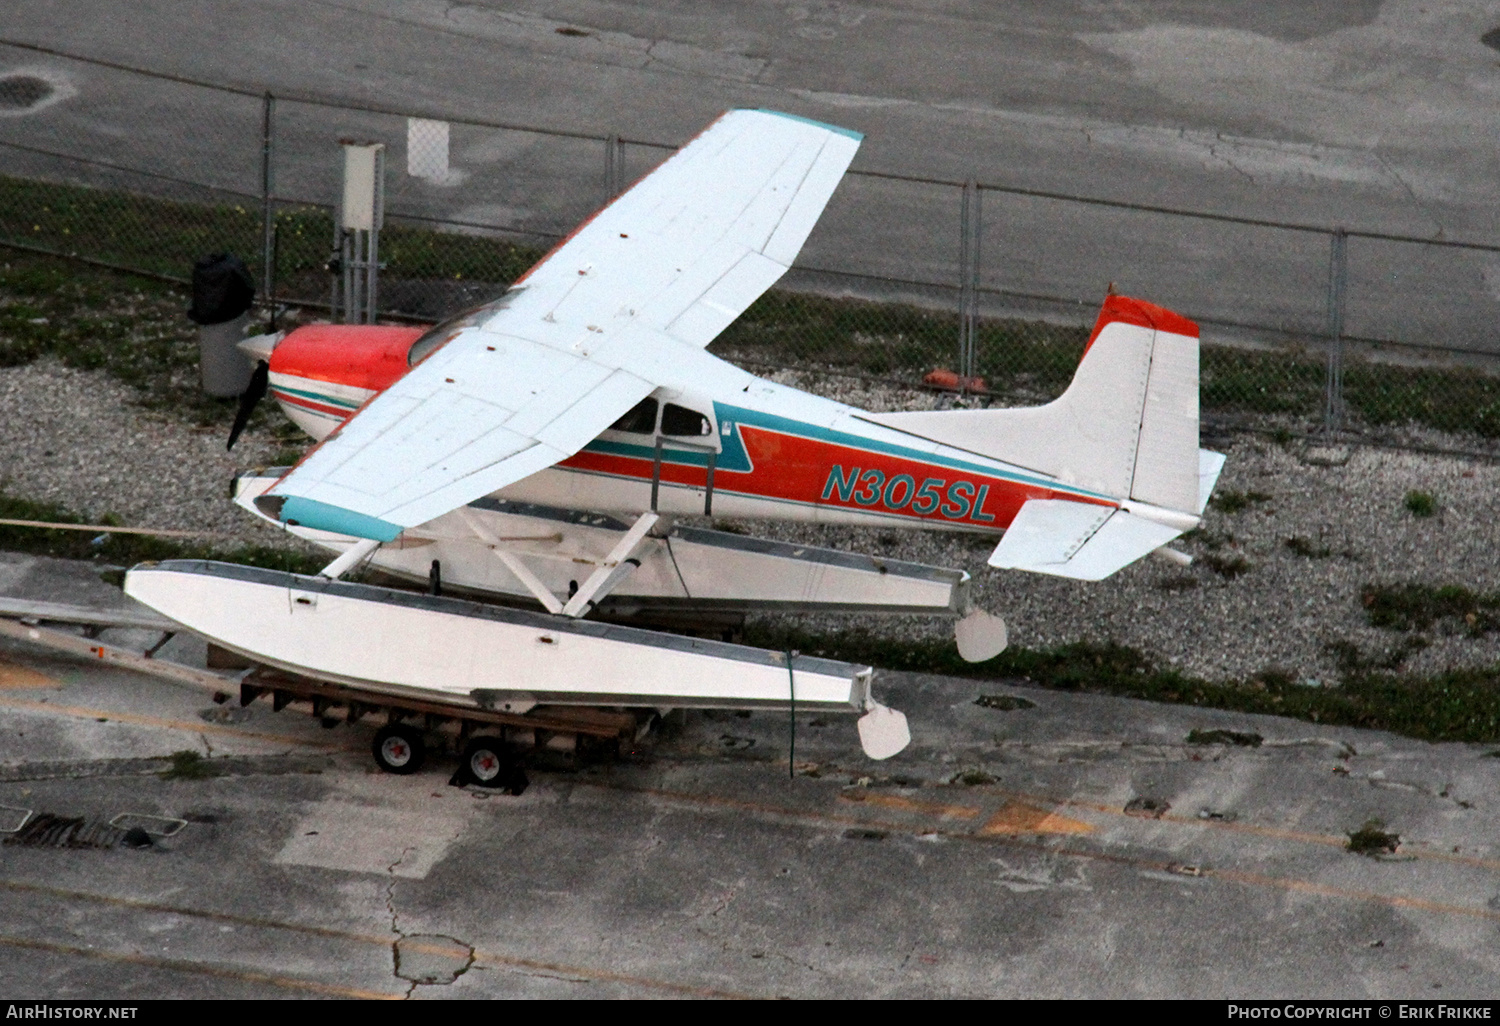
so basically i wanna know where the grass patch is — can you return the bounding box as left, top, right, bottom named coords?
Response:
left=745, top=624, right=1500, bottom=744
left=159, top=750, right=219, bottom=780
left=1362, top=583, right=1500, bottom=636
left=1404, top=490, right=1437, bottom=517
left=0, top=489, right=325, bottom=574
left=0, top=176, right=543, bottom=303
left=1346, top=818, right=1400, bottom=857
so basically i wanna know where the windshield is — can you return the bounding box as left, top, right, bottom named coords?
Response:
left=406, top=301, right=498, bottom=366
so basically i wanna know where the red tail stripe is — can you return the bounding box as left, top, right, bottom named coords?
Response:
left=1082, top=294, right=1199, bottom=357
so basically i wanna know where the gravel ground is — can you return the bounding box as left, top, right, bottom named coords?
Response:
left=0, top=357, right=304, bottom=545
left=2, top=357, right=1497, bottom=685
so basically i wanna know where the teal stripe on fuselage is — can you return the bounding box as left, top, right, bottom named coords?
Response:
left=715, top=403, right=1109, bottom=501
left=272, top=383, right=362, bottom=409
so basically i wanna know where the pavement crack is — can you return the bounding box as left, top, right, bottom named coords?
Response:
left=386, top=844, right=475, bottom=994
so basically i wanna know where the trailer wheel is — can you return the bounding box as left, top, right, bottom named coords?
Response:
left=460, top=736, right=527, bottom=795
left=372, top=724, right=425, bottom=775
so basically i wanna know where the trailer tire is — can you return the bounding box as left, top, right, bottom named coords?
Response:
left=372, top=724, right=425, bottom=775
left=460, top=736, right=527, bottom=795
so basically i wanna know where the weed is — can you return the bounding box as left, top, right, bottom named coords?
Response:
left=1203, top=553, right=1252, bottom=579
left=1346, top=819, right=1400, bottom=856
left=1186, top=729, right=1263, bottom=747
left=974, top=694, right=1035, bottom=711
left=1156, top=575, right=1198, bottom=592
left=1404, top=490, right=1437, bottom=517
left=1211, top=490, right=1272, bottom=514
left=160, top=750, right=219, bottom=780
left=1185, top=529, right=1234, bottom=551
left=951, top=770, right=997, bottom=786
left=1362, top=583, right=1500, bottom=636
left=1326, top=636, right=1429, bottom=673
left=1284, top=536, right=1332, bottom=559
left=1270, top=427, right=1295, bottom=448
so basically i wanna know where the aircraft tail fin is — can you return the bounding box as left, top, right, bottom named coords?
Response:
left=860, top=294, right=1202, bottom=514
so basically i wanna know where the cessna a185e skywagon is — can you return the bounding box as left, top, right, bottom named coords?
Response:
left=124, top=109, right=1223, bottom=771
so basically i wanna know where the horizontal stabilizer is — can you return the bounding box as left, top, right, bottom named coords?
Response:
left=987, top=499, right=1183, bottom=581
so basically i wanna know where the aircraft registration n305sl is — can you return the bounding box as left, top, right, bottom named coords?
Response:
left=125, top=109, right=1223, bottom=761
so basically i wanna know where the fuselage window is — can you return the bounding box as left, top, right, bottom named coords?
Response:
left=661, top=403, right=712, bottom=437
left=610, top=397, right=659, bottom=434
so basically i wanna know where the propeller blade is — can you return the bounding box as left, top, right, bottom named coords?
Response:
left=227, top=360, right=269, bottom=451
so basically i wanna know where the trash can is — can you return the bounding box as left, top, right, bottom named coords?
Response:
left=188, top=253, right=256, bottom=397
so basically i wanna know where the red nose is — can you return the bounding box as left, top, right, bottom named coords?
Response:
left=269, top=324, right=428, bottom=393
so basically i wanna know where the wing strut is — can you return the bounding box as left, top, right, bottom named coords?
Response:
left=561, top=511, right=660, bottom=617
left=457, top=509, right=565, bottom=614
left=319, top=538, right=381, bottom=579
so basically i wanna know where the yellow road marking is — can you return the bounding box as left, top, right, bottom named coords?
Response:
left=837, top=790, right=981, bottom=819
left=0, top=660, right=60, bottom=690
left=976, top=801, right=1093, bottom=836
left=975, top=785, right=1500, bottom=873
left=0, top=934, right=400, bottom=999
left=0, top=695, right=346, bottom=750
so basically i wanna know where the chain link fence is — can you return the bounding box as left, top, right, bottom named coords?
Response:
left=3, top=39, right=1500, bottom=450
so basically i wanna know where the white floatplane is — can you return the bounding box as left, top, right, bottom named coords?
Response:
left=124, top=109, right=1223, bottom=770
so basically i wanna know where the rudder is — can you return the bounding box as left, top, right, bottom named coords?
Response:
left=861, top=295, right=1201, bottom=513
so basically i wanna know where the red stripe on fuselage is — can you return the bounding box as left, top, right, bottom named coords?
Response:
left=558, top=426, right=1111, bottom=529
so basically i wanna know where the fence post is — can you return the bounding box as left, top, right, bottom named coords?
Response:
left=1325, top=227, right=1347, bottom=435
left=958, top=180, right=981, bottom=392
left=260, top=92, right=275, bottom=318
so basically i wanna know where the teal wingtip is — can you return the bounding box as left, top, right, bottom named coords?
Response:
left=752, top=109, right=863, bottom=142
left=279, top=496, right=403, bottom=543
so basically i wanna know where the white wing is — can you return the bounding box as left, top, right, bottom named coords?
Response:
left=261, top=110, right=861, bottom=540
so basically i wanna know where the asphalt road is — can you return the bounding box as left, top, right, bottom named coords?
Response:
left=2, top=553, right=1500, bottom=998
left=2, top=1, right=1500, bottom=348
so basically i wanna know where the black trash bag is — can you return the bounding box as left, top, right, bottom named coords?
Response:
left=187, top=253, right=255, bottom=325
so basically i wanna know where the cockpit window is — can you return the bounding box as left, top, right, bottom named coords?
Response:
left=661, top=403, right=711, bottom=437
left=609, top=398, right=658, bottom=434
left=407, top=302, right=495, bottom=366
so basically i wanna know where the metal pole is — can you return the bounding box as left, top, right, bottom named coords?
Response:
left=260, top=92, right=275, bottom=316
left=969, top=183, right=982, bottom=385
left=786, top=650, right=796, bottom=780
left=368, top=146, right=383, bottom=323
left=958, top=182, right=973, bottom=395
left=1325, top=227, right=1347, bottom=435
